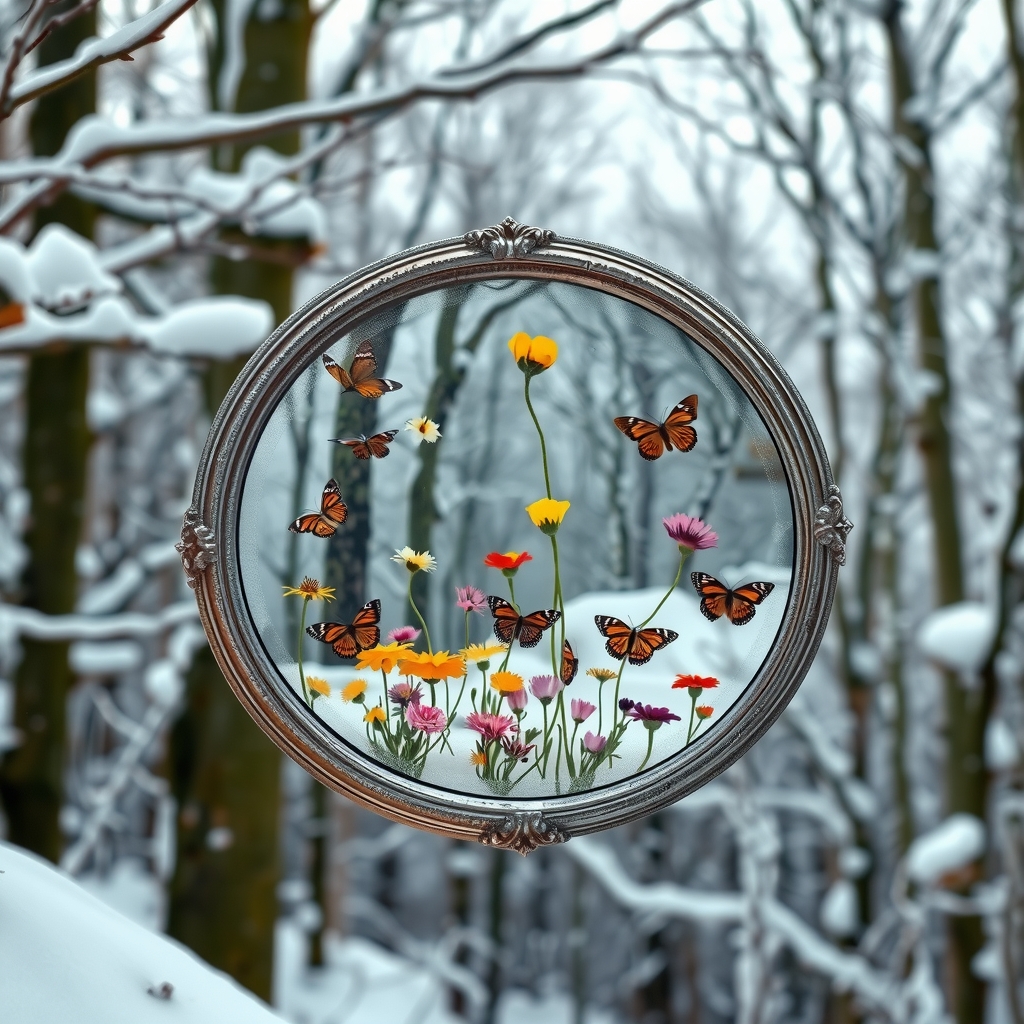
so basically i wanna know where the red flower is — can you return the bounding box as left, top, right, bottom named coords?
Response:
left=672, top=674, right=719, bottom=690
left=483, top=551, right=533, bottom=571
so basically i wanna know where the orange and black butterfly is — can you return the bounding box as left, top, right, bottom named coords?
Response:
left=613, top=395, right=698, bottom=461
left=594, top=616, right=678, bottom=666
left=560, top=639, right=579, bottom=686
left=330, top=429, right=399, bottom=460
left=306, top=599, right=381, bottom=659
left=322, top=341, right=402, bottom=399
left=289, top=478, right=348, bottom=538
left=690, top=572, right=775, bottom=626
left=487, top=596, right=561, bottom=649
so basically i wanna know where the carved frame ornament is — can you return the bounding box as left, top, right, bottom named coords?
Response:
left=182, top=218, right=845, bottom=852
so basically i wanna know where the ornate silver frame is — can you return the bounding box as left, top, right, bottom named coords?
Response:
left=180, top=218, right=849, bottom=853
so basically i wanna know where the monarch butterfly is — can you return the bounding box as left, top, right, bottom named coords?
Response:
left=594, top=616, right=678, bottom=666
left=690, top=572, right=775, bottom=626
left=487, top=596, right=561, bottom=649
left=330, top=429, right=399, bottom=460
left=560, top=639, right=579, bottom=686
left=289, top=478, right=348, bottom=538
left=322, top=341, right=402, bottom=399
left=306, top=599, right=381, bottom=659
left=613, top=395, right=698, bottom=461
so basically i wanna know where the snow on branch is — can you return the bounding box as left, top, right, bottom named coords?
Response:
left=0, top=599, right=198, bottom=641
left=2, top=0, right=198, bottom=115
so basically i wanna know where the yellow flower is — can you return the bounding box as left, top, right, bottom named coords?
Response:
left=586, top=667, right=617, bottom=682
left=398, top=649, right=466, bottom=681
left=391, top=546, right=437, bottom=573
left=363, top=706, right=386, bottom=725
left=306, top=676, right=330, bottom=697
left=282, top=577, right=336, bottom=601
left=356, top=642, right=412, bottom=674
left=508, top=332, right=558, bottom=373
left=469, top=749, right=488, bottom=767
left=461, top=642, right=508, bottom=663
left=341, top=678, right=367, bottom=703
left=404, top=417, right=441, bottom=443
left=490, top=670, right=524, bottom=693
left=526, top=498, right=570, bottom=536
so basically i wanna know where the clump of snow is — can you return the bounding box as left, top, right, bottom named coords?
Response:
left=0, top=841, right=286, bottom=1023
left=917, top=602, right=995, bottom=673
left=905, top=814, right=985, bottom=886
left=984, top=717, right=1019, bottom=771
left=143, top=297, right=272, bottom=358
left=69, top=639, right=144, bottom=675
left=24, top=224, right=122, bottom=311
left=820, top=879, right=858, bottom=937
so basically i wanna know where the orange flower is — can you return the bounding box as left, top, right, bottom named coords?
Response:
left=672, top=674, right=719, bottom=691
left=508, top=332, right=558, bottom=372
left=490, top=671, right=524, bottom=693
left=483, top=551, right=532, bottom=577
left=469, top=749, right=488, bottom=766
left=398, top=649, right=466, bottom=681
left=356, top=642, right=412, bottom=674
left=363, top=706, right=386, bottom=724
left=696, top=705, right=714, bottom=720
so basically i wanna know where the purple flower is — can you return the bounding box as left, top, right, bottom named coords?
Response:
left=583, top=731, right=607, bottom=753
left=388, top=625, right=421, bottom=643
left=455, top=585, right=487, bottom=613
left=501, top=736, right=536, bottom=762
left=405, top=703, right=447, bottom=734
left=530, top=674, right=563, bottom=704
left=626, top=704, right=682, bottom=729
left=388, top=681, right=423, bottom=707
left=506, top=686, right=529, bottom=712
left=571, top=698, right=596, bottom=723
left=618, top=698, right=635, bottom=713
left=662, top=513, right=718, bottom=553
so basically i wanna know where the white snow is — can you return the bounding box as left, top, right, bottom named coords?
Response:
left=984, top=717, right=1019, bottom=771
left=917, top=602, right=996, bottom=673
left=69, top=639, right=145, bottom=675
left=144, top=297, right=273, bottom=358
left=0, top=840, right=287, bottom=1023
left=819, top=879, right=858, bottom=937
left=905, top=814, right=986, bottom=886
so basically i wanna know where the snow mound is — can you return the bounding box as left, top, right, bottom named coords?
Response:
left=0, top=841, right=286, bottom=1023
left=917, top=602, right=995, bottom=673
left=905, top=814, right=985, bottom=886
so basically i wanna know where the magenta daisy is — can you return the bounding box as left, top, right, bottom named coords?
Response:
left=388, top=625, right=422, bottom=643
left=626, top=704, right=682, bottom=729
left=465, top=711, right=516, bottom=743
left=662, top=513, right=718, bottom=554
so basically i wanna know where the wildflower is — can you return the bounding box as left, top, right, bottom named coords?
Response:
left=673, top=674, right=720, bottom=697
left=469, top=749, right=488, bottom=767
left=530, top=674, right=563, bottom=704
left=461, top=642, right=508, bottom=666
left=696, top=705, right=714, bottom=720
left=506, top=687, right=529, bottom=713
left=455, top=585, right=487, bottom=613
left=388, top=681, right=422, bottom=707
left=356, top=642, right=412, bottom=674
left=388, top=625, right=421, bottom=644
left=490, top=671, right=525, bottom=694
left=508, top=332, right=558, bottom=374
left=363, top=706, right=386, bottom=725
left=282, top=577, right=335, bottom=601
left=571, top=698, right=596, bottom=723
left=583, top=731, right=607, bottom=753
left=483, top=550, right=533, bottom=578
left=525, top=498, right=571, bottom=536
left=662, top=513, right=718, bottom=555
left=406, top=703, right=447, bottom=734
left=307, top=676, right=331, bottom=698
left=618, top=698, right=635, bottom=713
left=391, top=547, right=436, bottom=573
left=465, top=711, right=516, bottom=743
left=501, top=736, right=536, bottom=762
left=404, top=417, right=441, bottom=443
left=587, top=667, right=617, bottom=682
left=626, top=704, right=682, bottom=729
left=341, top=678, right=367, bottom=703
left=399, top=649, right=466, bottom=681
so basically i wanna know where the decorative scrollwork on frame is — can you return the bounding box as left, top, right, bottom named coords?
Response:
left=478, top=812, right=569, bottom=855
left=813, top=484, right=853, bottom=566
left=464, top=216, right=556, bottom=260
left=177, top=507, right=216, bottom=589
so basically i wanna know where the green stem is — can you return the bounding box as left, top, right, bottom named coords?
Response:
left=523, top=373, right=553, bottom=499
left=558, top=690, right=575, bottom=778
left=464, top=610, right=471, bottom=652
left=637, top=727, right=656, bottom=772
left=610, top=659, right=627, bottom=737
left=686, top=691, right=698, bottom=745
left=507, top=575, right=519, bottom=612
left=298, top=597, right=310, bottom=705
left=637, top=550, right=687, bottom=630
left=408, top=573, right=433, bottom=654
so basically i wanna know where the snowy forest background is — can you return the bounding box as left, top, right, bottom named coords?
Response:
left=1, top=1, right=1023, bottom=1023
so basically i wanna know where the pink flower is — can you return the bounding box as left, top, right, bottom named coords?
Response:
left=530, top=674, right=563, bottom=703
left=406, top=703, right=447, bottom=734
left=465, top=711, right=516, bottom=743
left=583, top=731, right=607, bottom=753
left=626, top=704, right=681, bottom=728
left=662, top=513, right=718, bottom=552
left=455, top=585, right=487, bottom=613
left=388, top=625, right=421, bottom=643
left=506, top=686, right=529, bottom=712
left=571, top=698, right=596, bottom=723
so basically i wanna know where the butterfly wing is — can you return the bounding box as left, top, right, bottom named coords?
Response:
left=320, top=479, right=348, bottom=526
left=351, top=598, right=382, bottom=649
left=307, top=621, right=358, bottom=659
left=322, top=353, right=353, bottom=390
left=613, top=416, right=665, bottom=461
left=560, top=639, right=579, bottom=686
left=724, top=581, right=775, bottom=626
left=364, top=429, right=398, bottom=459
left=594, top=614, right=635, bottom=661
left=488, top=596, right=521, bottom=645
left=517, top=609, right=561, bottom=648
left=346, top=340, right=403, bottom=399
left=289, top=512, right=332, bottom=537
left=662, top=395, right=698, bottom=453
left=627, top=628, right=679, bottom=666
left=691, top=572, right=731, bottom=622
